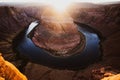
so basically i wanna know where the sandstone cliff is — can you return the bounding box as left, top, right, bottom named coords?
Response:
left=0, top=3, right=120, bottom=80
left=0, top=53, right=27, bottom=80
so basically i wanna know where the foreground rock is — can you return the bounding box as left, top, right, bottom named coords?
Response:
left=101, top=74, right=120, bottom=80
left=25, top=62, right=75, bottom=80
left=0, top=53, right=27, bottom=80
left=0, top=7, right=34, bottom=63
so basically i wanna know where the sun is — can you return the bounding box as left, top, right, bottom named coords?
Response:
left=46, top=0, right=72, bottom=12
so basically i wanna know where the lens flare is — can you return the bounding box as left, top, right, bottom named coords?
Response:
left=46, top=0, right=72, bottom=12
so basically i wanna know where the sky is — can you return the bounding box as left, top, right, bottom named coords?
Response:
left=0, top=0, right=120, bottom=3
left=0, top=0, right=120, bottom=11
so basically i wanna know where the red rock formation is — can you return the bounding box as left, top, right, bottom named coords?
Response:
left=0, top=3, right=120, bottom=80
left=69, top=3, right=120, bottom=37
left=101, top=74, right=120, bottom=80
left=0, top=53, right=27, bottom=80
left=29, top=7, right=82, bottom=56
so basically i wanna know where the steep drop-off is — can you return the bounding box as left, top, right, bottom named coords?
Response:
left=0, top=3, right=120, bottom=80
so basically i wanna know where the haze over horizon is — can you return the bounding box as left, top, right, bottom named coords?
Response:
left=0, top=0, right=120, bottom=4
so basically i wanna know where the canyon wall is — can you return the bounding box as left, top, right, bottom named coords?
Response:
left=0, top=3, right=120, bottom=80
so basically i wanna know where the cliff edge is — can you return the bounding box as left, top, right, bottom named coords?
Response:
left=0, top=53, right=27, bottom=80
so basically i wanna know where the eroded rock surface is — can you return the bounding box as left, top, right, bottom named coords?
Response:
left=0, top=3, right=120, bottom=80
left=29, top=8, right=83, bottom=56
left=101, top=74, right=120, bottom=80
left=0, top=54, right=27, bottom=80
left=0, top=7, right=35, bottom=62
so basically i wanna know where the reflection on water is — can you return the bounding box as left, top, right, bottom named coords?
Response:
left=17, top=21, right=101, bottom=69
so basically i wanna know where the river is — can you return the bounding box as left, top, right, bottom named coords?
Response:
left=16, top=21, right=101, bottom=69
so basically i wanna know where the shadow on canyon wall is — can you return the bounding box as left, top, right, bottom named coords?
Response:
left=0, top=2, right=120, bottom=80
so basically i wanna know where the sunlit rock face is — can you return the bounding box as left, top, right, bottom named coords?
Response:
left=0, top=3, right=119, bottom=80
left=0, top=53, right=27, bottom=80
left=29, top=7, right=83, bottom=57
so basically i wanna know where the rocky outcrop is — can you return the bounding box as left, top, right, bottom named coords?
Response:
left=0, top=77, right=4, bottom=80
left=24, top=3, right=120, bottom=80
left=0, top=3, right=120, bottom=80
left=101, top=74, right=120, bottom=80
left=29, top=7, right=83, bottom=56
left=0, top=6, right=36, bottom=73
left=0, top=7, right=35, bottom=62
left=70, top=3, right=120, bottom=37
left=0, top=53, right=27, bottom=80
left=25, top=62, right=75, bottom=80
